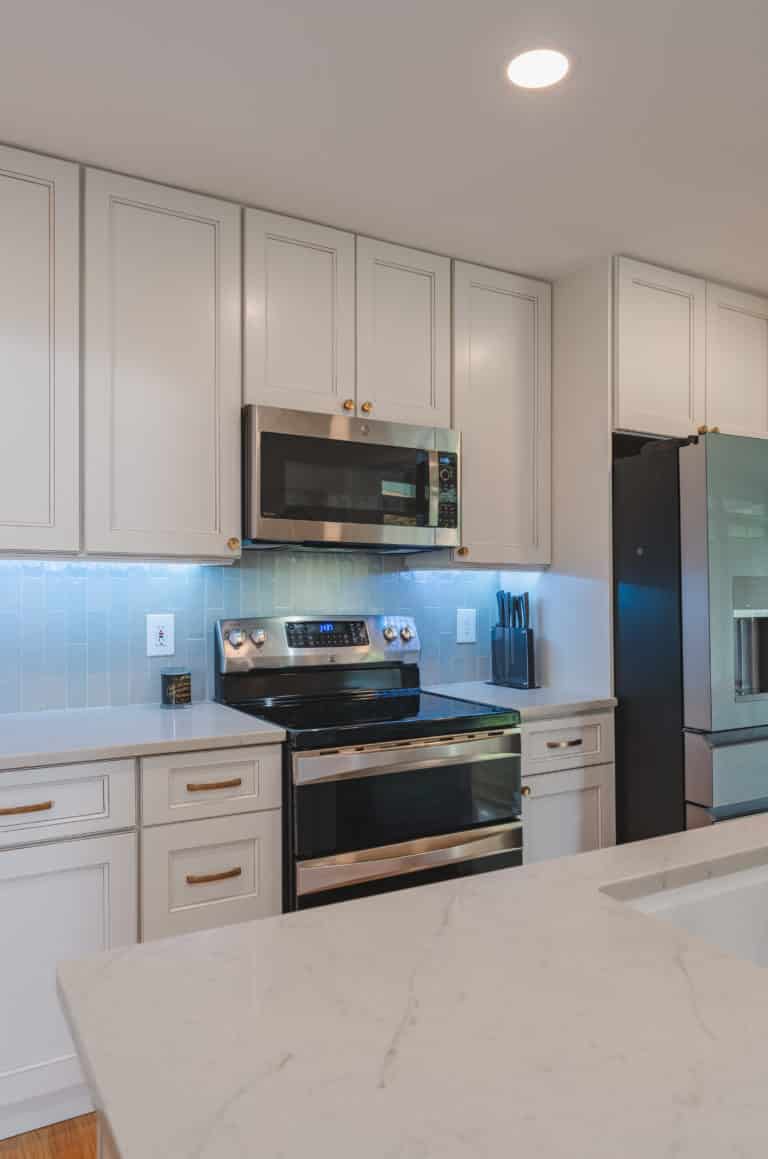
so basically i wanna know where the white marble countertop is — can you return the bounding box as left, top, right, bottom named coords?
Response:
left=425, top=680, right=617, bottom=720
left=0, top=702, right=284, bottom=771
left=59, top=815, right=768, bottom=1159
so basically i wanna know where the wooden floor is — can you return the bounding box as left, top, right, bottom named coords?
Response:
left=0, top=1115, right=96, bottom=1159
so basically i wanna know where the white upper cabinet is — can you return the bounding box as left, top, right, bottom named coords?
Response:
left=615, top=257, right=706, bottom=437
left=706, top=283, right=768, bottom=437
left=453, top=262, right=551, bottom=566
left=356, top=238, right=450, bottom=426
left=84, top=170, right=241, bottom=560
left=0, top=146, right=79, bottom=553
left=244, top=211, right=355, bottom=416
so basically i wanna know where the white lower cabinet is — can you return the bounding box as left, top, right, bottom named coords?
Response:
left=141, top=811, right=282, bottom=940
left=0, top=832, right=137, bottom=1139
left=522, top=764, right=616, bottom=864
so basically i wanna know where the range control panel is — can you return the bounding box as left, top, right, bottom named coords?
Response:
left=437, top=453, right=459, bottom=529
left=285, top=619, right=369, bottom=649
left=216, top=615, right=420, bottom=672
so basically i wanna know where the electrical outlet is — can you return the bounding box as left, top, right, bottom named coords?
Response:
left=456, top=608, right=477, bottom=644
left=146, top=613, right=175, bottom=657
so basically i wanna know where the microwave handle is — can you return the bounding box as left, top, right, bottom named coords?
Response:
left=428, top=450, right=440, bottom=527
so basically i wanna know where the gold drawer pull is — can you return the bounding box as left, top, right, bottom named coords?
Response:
left=0, top=799, right=54, bottom=817
left=521, top=785, right=532, bottom=797
left=546, top=739, right=583, bottom=749
left=186, top=777, right=243, bottom=793
left=186, top=866, right=242, bottom=886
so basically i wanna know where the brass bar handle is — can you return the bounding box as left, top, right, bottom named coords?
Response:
left=185, top=866, right=242, bottom=886
left=546, top=739, right=583, bottom=749
left=0, top=799, right=54, bottom=817
left=186, top=777, right=243, bottom=793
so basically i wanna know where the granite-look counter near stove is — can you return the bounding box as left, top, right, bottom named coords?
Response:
left=424, top=681, right=617, bottom=721
left=0, top=702, right=284, bottom=771
left=58, top=814, right=768, bottom=1159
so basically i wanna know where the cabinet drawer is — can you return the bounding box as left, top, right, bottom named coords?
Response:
left=522, top=713, right=614, bottom=775
left=140, top=745, right=282, bottom=826
left=0, top=760, right=136, bottom=849
left=140, top=812, right=282, bottom=940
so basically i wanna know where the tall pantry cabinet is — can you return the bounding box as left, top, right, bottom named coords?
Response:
left=0, top=146, right=79, bottom=553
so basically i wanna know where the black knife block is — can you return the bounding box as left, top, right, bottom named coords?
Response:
left=491, top=626, right=537, bottom=689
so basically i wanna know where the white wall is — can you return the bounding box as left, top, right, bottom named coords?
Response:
left=500, top=260, right=614, bottom=696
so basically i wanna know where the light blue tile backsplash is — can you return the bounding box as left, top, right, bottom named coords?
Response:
left=0, top=555, right=502, bottom=713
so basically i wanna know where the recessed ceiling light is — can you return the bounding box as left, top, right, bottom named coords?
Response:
left=506, top=49, right=570, bottom=89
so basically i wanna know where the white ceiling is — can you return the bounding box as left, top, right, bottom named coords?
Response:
left=3, top=0, right=768, bottom=290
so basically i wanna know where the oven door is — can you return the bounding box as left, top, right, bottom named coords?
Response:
left=244, top=405, right=459, bottom=548
left=291, top=730, right=521, bottom=908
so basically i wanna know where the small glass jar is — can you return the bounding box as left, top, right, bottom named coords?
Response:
left=161, top=667, right=192, bottom=708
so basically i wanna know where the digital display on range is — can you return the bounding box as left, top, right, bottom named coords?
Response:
left=286, top=620, right=369, bottom=648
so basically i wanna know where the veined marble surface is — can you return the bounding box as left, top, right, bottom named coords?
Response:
left=425, top=680, right=617, bottom=720
left=59, top=815, right=768, bottom=1159
left=0, top=702, right=284, bottom=771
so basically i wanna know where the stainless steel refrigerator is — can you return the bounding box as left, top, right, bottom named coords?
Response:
left=614, top=432, right=768, bottom=841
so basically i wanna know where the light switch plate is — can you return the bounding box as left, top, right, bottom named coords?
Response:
left=456, top=608, right=477, bottom=644
left=146, top=613, right=175, bottom=657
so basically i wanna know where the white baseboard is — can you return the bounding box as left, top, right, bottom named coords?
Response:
left=0, top=1083, right=93, bottom=1141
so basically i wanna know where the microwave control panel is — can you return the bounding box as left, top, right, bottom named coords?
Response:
left=437, top=453, right=459, bottom=528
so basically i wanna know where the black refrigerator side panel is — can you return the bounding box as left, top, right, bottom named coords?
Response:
left=613, top=441, right=685, bottom=841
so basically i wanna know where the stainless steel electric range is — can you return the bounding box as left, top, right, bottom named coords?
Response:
left=215, top=615, right=522, bottom=910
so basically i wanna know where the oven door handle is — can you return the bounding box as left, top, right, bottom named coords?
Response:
left=296, top=821, right=522, bottom=896
left=293, top=731, right=520, bottom=786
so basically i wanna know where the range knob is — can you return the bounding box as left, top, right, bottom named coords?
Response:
left=227, top=628, right=247, bottom=648
left=382, top=626, right=397, bottom=642
left=400, top=626, right=414, bottom=643
left=250, top=628, right=267, bottom=647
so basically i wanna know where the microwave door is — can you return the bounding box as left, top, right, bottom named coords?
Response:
left=244, top=407, right=459, bottom=548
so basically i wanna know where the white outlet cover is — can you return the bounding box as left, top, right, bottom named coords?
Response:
left=146, top=613, right=175, bottom=657
left=456, top=608, right=477, bottom=644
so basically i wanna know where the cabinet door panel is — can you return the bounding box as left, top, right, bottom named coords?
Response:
left=85, top=170, right=241, bottom=559
left=522, top=764, right=615, bottom=863
left=453, top=262, right=551, bottom=565
left=0, top=146, right=79, bottom=552
left=357, top=238, right=450, bottom=426
left=245, top=211, right=355, bottom=416
left=615, top=257, right=705, bottom=437
left=0, top=833, right=136, bottom=1112
left=141, top=812, right=281, bottom=940
left=707, top=283, right=768, bottom=437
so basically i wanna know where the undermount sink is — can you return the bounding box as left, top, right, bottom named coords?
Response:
left=605, top=855, right=768, bottom=969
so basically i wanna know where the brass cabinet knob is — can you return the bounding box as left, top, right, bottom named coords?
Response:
left=342, top=399, right=355, bottom=412
left=227, top=537, right=241, bottom=552
left=697, top=425, right=721, bottom=435
left=697, top=424, right=708, bottom=435
left=710, top=425, right=720, bottom=433
left=361, top=401, right=373, bottom=414
left=521, top=785, right=532, bottom=797
left=457, top=546, right=469, bottom=557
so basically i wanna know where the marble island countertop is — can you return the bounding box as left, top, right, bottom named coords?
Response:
left=58, top=814, right=768, bottom=1159
left=424, top=680, right=617, bottom=720
left=0, top=702, right=284, bottom=770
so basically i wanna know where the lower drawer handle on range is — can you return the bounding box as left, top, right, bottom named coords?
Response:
left=297, top=822, right=522, bottom=896
left=185, top=866, right=243, bottom=886
left=186, top=777, right=243, bottom=793
left=546, top=739, right=583, bottom=749
left=0, top=799, right=54, bottom=817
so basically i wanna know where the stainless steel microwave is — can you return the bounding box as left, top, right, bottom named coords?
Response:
left=243, top=406, right=460, bottom=550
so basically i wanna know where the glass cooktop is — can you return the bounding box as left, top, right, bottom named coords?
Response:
left=233, top=690, right=521, bottom=750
